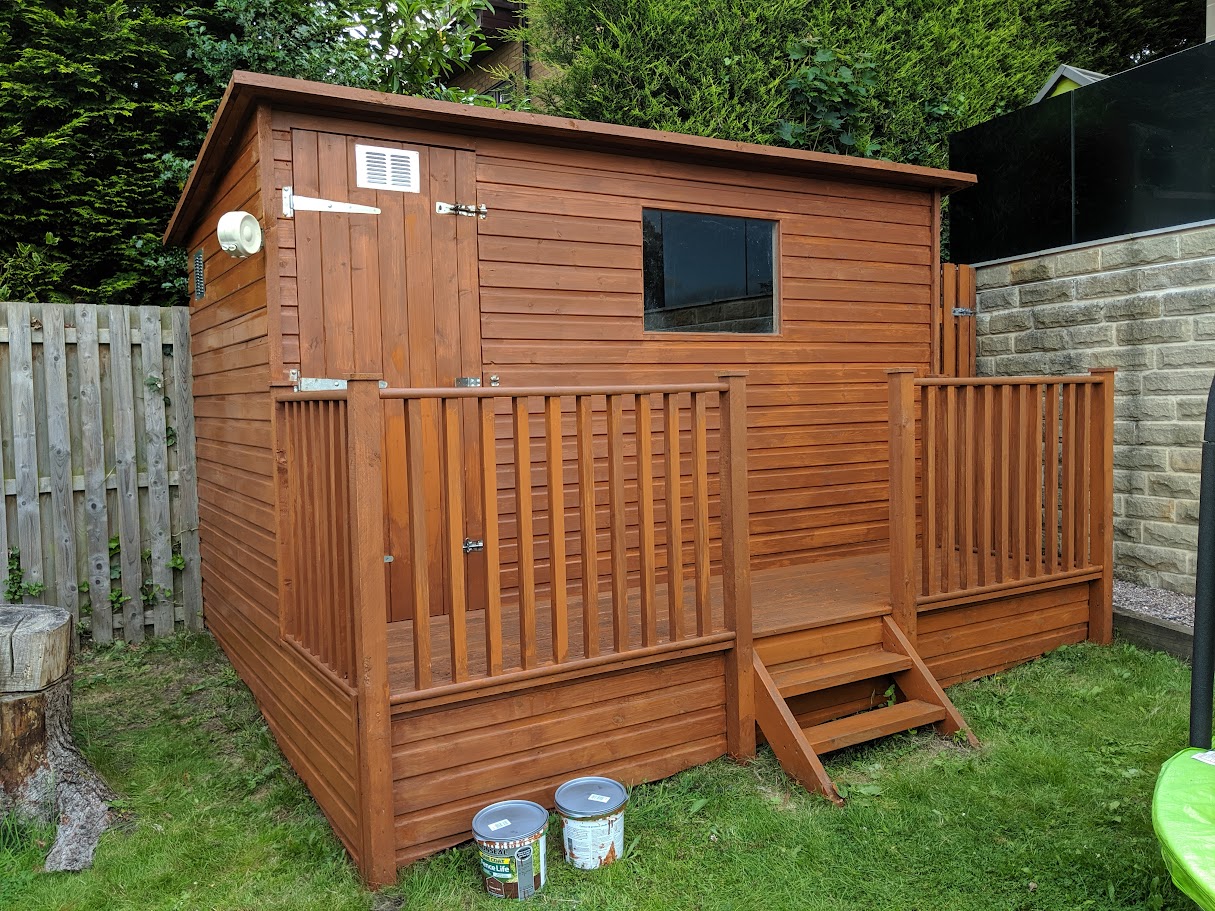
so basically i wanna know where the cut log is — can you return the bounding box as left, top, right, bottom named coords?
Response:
left=0, top=605, right=117, bottom=871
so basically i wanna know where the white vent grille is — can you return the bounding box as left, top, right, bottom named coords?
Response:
left=356, top=145, right=420, bottom=193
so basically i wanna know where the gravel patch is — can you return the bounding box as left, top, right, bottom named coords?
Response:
left=1114, top=579, right=1194, bottom=627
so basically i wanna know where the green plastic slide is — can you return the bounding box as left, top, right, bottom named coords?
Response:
left=1154, top=748, right=1215, bottom=909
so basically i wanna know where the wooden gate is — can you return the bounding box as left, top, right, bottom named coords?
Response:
left=933, top=263, right=976, bottom=378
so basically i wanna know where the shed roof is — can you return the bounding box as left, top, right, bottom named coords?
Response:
left=165, top=71, right=976, bottom=246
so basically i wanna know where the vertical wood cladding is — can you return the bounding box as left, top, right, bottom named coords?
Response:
left=390, top=652, right=728, bottom=863
left=188, top=118, right=363, bottom=862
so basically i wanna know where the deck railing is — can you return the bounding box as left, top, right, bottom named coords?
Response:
left=887, top=369, right=1115, bottom=641
left=277, top=394, right=356, bottom=685
left=377, top=376, right=752, bottom=698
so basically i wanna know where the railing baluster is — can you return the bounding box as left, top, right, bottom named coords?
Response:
left=405, top=398, right=431, bottom=690
left=1077, top=383, right=1092, bottom=567
left=977, top=385, right=993, bottom=588
left=479, top=398, right=502, bottom=675
left=544, top=395, right=568, bottom=664
left=1012, top=385, right=1027, bottom=577
left=1029, top=384, right=1045, bottom=579
left=960, top=385, right=975, bottom=589
left=323, top=401, right=339, bottom=671
left=513, top=396, right=538, bottom=669
left=442, top=397, right=468, bottom=682
left=575, top=395, right=599, bottom=658
left=637, top=394, right=658, bottom=646
left=664, top=393, right=686, bottom=641
left=923, top=386, right=937, bottom=596
left=606, top=393, right=629, bottom=651
left=1045, top=384, right=1061, bottom=575
left=944, top=385, right=958, bottom=590
left=1061, top=384, right=1076, bottom=570
left=998, top=384, right=1012, bottom=582
left=691, top=391, right=712, bottom=636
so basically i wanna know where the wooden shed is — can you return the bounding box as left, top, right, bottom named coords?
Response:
left=164, top=72, right=1116, bottom=886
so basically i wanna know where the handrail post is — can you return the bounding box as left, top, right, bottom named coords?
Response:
left=887, top=369, right=919, bottom=643
left=718, top=372, right=754, bottom=760
left=1088, top=368, right=1116, bottom=644
left=345, top=378, right=395, bottom=886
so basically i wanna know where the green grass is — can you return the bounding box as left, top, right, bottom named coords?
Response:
left=0, top=634, right=1196, bottom=910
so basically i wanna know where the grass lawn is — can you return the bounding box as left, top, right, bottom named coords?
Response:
left=0, top=633, right=1196, bottom=910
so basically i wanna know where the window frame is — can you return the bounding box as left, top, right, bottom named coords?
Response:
left=639, top=205, right=783, bottom=339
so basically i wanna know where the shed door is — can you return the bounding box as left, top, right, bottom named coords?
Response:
left=290, top=130, right=484, bottom=622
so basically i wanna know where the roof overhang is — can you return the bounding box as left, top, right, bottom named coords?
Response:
left=165, top=71, right=977, bottom=247
left=1031, top=64, right=1108, bottom=104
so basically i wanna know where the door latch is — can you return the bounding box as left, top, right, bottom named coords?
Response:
left=435, top=201, right=488, bottom=219
left=462, top=539, right=485, bottom=554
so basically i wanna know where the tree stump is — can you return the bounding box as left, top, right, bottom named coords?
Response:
left=0, top=605, right=116, bottom=871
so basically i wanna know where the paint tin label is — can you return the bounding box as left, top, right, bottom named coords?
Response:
left=477, top=833, right=547, bottom=900
left=587, top=794, right=610, bottom=803
left=487, top=818, right=512, bottom=831
left=561, top=810, right=624, bottom=870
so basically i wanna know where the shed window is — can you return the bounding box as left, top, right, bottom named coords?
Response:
left=642, top=209, right=777, bottom=333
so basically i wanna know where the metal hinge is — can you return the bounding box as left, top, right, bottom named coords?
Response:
left=462, top=539, right=485, bottom=554
left=953, top=307, right=977, bottom=317
left=455, top=376, right=482, bottom=388
left=295, top=377, right=347, bottom=392
left=282, top=186, right=382, bottom=218
left=435, top=201, right=487, bottom=219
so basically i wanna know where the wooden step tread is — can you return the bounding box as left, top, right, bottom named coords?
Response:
left=769, top=650, right=913, bottom=698
left=804, top=700, right=948, bottom=755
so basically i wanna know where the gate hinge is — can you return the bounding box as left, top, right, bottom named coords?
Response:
left=436, top=201, right=487, bottom=219
left=282, top=186, right=382, bottom=218
left=953, top=307, right=976, bottom=317
left=295, top=377, right=347, bottom=392
left=462, top=539, right=485, bottom=554
left=455, top=376, right=482, bottom=388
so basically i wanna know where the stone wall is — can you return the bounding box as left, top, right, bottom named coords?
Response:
left=975, top=223, right=1215, bottom=595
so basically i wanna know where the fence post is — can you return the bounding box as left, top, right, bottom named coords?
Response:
left=1088, top=368, right=1116, bottom=644
left=718, top=372, right=754, bottom=761
left=345, top=378, right=396, bottom=886
left=887, top=369, right=919, bottom=643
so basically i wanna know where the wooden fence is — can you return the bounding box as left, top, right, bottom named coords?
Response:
left=0, top=302, right=201, bottom=642
left=934, top=264, right=976, bottom=378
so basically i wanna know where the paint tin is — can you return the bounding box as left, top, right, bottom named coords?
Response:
left=471, top=800, right=549, bottom=899
left=554, top=776, right=629, bottom=870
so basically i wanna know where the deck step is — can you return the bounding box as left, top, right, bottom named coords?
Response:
left=769, top=650, right=912, bottom=699
left=803, top=700, right=948, bottom=755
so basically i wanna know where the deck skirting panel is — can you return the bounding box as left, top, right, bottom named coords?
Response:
left=919, top=582, right=1092, bottom=686
left=391, top=652, right=728, bottom=863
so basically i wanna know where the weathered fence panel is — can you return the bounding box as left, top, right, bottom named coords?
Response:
left=0, top=302, right=201, bottom=642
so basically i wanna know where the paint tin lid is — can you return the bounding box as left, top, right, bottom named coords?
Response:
left=554, top=777, right=628, bottom=818
left=472, top=800, right=549, bottom=842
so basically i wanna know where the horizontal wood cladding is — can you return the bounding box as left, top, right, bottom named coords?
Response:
left=391, top=652, right=727, bottom=862
left=919, top=584, right=1092, bottom=687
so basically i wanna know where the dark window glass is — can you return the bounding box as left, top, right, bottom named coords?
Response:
left=642, top=209, right=776, bottom=333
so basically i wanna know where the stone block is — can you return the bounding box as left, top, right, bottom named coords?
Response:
left=1136, top=422, right=1204, bottom=446
left=1087, top=346, right=1152, bottom=370
left=1148, top=471, right=1202, bottom=499
left=1114, top=517, right=1142, bottom=543
left=1143, top=521, right=1199, bottom=550
left=1104, top=294, right=1162, bottom=322
left=1116, top=394, right=1174, bottom=421
left=1176, top=498, right=1201, bottom=524
left=975, top=356, right=995, bottom=376
left=977, top=287, right=1018, bottom=312
left=986, top=309, right=1033, bottom=334
left=977, top=334, right=1013, bottom=357
left=1114, top=447, right=1170, bottom=471
left=991, top=351, right=1086, bottom=376
left=1140, top=258, right=1215, bottom=291
left=1032, top=302, right=1103, bottom=328
left=1116, top=371, right=1143, bottom=394
left=1067, top=324, right=1117, bottom=347
left=1122, top=495, right=1175, bottom=520
left=1175, top=396, right=1210, bottom=420
left=1009, top=258, right=1055, bottom=284
left=1170, top=449, right=1203, bottom=472
left=1115, top=469, right=1148, bottom=494
left=1114, top=423, right=1138, bottom=445
left=976, top=263, right=1011, bottom=290
left=1161, top=286, right=1215, bottom=316
left=1114, top=563, right=1161, bottom=588
left=1157, top=572, right=1196, bottom=596
left=1101, top=235, right=1181, bottom=269
left=1158, top=343, right=1215, bottom=368
left=1143, top=370, right=1215, bottom=394
left=1054, top=248, right=1102, bottom=277
left=1116, top=317, right=1193, bottom=345
left=1020, top=279, right=1076, bottom=306
left=1195, top=315, right=1215, bottom=339
left=1180, top=226, right=1215, bottom=259
left=1117, top=542, right=1193, bottom=574
left=1076, top=271, right=1140, bottom=300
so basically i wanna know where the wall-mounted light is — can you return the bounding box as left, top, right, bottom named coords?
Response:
left=216, top=211, right=263, bottom=258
